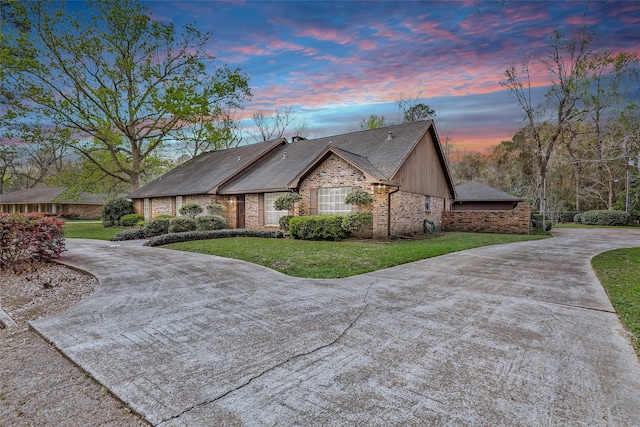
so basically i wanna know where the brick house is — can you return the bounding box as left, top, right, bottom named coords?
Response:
left=0, top=186, right=104, bottom=219
left=442, top=180, right=531, bottom=234
left=129, top=121, right=456, bottom=238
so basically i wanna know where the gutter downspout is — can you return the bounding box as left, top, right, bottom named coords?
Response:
left=387, top=186, right=400, bottom=237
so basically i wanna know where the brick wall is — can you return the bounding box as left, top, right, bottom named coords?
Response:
left=298, top=153, right=369, bottom=216
left=150, top=197, right=174, bottom=217
left=442, top=201, right=531, bottom=234
left=388, top=192, right=448, bottom=236
left=61, top=204, right=102, bottom=219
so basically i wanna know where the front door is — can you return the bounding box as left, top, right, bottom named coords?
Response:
left=236, top=195, right=245, bottom=228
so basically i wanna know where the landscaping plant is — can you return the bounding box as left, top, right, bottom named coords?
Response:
left=178, top=202, right=203, bottom=218
left=0, top=213, right=65, bottom=268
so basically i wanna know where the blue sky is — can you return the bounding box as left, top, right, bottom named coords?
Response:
left=146, top=0, right=640, bottom=151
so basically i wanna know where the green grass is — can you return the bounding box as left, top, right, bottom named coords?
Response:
left=63, top=221, right=128, bottom=240
left=165, top=232, right=548, bottom=279
left=592, top=248, right=640, bottom=354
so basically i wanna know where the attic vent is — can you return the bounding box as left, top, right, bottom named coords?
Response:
left=282, top=151, right=288, bottom=160
left=237, top=156, right=241, bottom=161
left=387, top=131, right=393, bottom=140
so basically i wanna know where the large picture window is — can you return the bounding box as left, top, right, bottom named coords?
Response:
left=318, top=186, right=352, bottom=214
left=264, top=192, right=288, bottom=226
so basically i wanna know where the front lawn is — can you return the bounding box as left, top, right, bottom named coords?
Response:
left=592, top=248, right=640, bottom=354
left=165, top=232, right=548, bottom=278
left=63, top=221, right=127, bottom=240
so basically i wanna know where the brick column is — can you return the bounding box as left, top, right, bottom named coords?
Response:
left=372, top=185, right=390, bottom=239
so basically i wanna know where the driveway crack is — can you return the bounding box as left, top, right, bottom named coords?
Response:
left=158, top=280, right=376, bottom=425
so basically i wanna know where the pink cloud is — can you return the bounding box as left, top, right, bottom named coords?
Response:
left=294, top=27, right=353, bottom=45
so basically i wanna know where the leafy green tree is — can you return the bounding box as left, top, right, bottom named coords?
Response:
left=401, top=103, right=435, bottom=123
left=2, top=0, right=251, bottom=191
left=359, top=114, right=386, bottom=130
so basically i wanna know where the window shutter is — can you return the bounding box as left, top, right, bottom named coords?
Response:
left=310, top=188, right=317, bottom=215
left=258, top=194, right=264, bottom=226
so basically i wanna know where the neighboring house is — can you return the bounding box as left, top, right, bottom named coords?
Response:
left=129, top=121, right=456, bottom=238
left=0, top=187, right=104, bottom=219
left=443, top=180, right=530, bottom=234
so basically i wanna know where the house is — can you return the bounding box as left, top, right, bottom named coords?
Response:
left=442, top=180, right=530, bottom=234
left=129, top=121, right=456, bottom=238
left=0, top=186, right=104, bottom=219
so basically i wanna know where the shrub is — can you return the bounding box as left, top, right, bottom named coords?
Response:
left=579, top=210, right=630, bottom=226
left=169, top=217, right=197, bottom=233
left=102, top=197, right=133, bottom=227
left=111, top=228, right=146, bottom=241
left=146, top=229, right=283, bottom=247
left=531, top=214, right=552, bottom=232
left=273, top=193, right=302, bottom=211
left=341, top=212, right=373, bottom=238
left=344, top=189, right=374, bottom=206
left=120, top=213, right=145, bottom=227
left=143, top=217, right=171, bottom=237
left=155, top=214, right=174, bottom=219
left=558, top=211, right=581, bottom=223
left=574, top=213, right=583, bottom=224
left=0, top=213, right=65, bottom=267
left=179, top=202, right=203, bottom=218
left=289, top=215, right=346, bottom=241
left=206, top=204, right=227, bottom=215
left=195, top=215, right=227, bottom=231
left=279, top=215, right=292, bottom=231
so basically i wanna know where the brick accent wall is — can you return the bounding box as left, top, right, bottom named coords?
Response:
left=298, top=153, right=369, bottom=216
left=442, top=201, right=531, bottom=234
left=244, top=194, right=259, bottom=229
left=62, top=204, right=102, bottom=220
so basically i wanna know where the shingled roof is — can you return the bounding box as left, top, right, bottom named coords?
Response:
left=454, top=180, right=522, bottom=202
left=0, top=187, right=104, bottom=205
left=219, top=121, right=450, bottom=194
left=129, top=121, right=455, bottom=198
left=128, top=138, right=287, bottom=199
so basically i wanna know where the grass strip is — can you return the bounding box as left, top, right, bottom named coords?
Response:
left=165, top=232, right=547, bottom=279
left=592, top=248, right=640, bottom=354
left=63, top=221, right=128, bottom=240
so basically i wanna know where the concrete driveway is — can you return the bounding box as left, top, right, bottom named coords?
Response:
left=32, top=228, right=640, bottom=426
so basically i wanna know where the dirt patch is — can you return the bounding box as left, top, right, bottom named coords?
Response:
left=0, top=261, right=148, bottom=426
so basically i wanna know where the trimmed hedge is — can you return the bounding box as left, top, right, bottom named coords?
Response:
left=111, top=228, right=146, bottom=241
left=196, top=215, right=227, bottom=231
left=531, top=214, right=552, bottom=232
left=288, top=215, right=346, bottom=241
left=178, top=202, right=203, bottom=218
left=576, top=210, right=630, bottom=226
left=279, top=215, right=292, bottom=231
left=143, top=218, right=171, bottom=237
left=168, top=217, right=197, bottom=233
left=145, top=229, right=283, bottom=247
left=120, top=213, right=144, bottom=227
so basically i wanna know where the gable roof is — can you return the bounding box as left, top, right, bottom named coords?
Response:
left=454, top=180, right=522, bottom=202
left=128, top=138, right=287, bottom=199
left=0, top=187, right=104, bottom=205
left=219, top=121, right=453, bottom=195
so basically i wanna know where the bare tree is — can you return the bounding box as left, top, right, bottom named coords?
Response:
left=252, top=106, right=299, bottom=142
left=501, top=28, right=594, bottom=225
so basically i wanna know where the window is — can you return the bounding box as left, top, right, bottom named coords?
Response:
left=175, top=196, right=183, bottom=216
left=425, top=196, right=431, bottom=212
left=264, top=192, right=288, bottom=226
left=143, top=198, right=150, bottom=219
left=318, top=186, right=352, bottom=214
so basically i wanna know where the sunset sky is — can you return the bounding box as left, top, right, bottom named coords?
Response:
left=147, top=1, right=639, bottom=151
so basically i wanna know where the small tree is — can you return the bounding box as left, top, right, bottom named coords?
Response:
left=179, top=202, right=203, bottom=218
left=273, top=193, right=302, bottom=215
left=206, top=203, right=227, bottom=215
left=344, top=189, right=374, bottom=207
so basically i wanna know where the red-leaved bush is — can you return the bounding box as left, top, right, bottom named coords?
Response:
left=0, top=213, right=66, bottom=268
